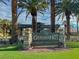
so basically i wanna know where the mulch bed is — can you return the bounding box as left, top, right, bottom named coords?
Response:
left=23, top=47, right=69, bottom=52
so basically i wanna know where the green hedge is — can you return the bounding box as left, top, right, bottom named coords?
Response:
left=66, top=42, right=79, bottom=48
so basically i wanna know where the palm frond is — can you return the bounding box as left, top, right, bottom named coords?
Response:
left=0, top=0, right=8, bottom=5
left=17, top=8, right=25, bottom=18
left=25, top=12, right=30, bottom=21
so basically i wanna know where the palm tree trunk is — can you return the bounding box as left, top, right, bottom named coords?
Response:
left=32, top=15, right=37, bottom=32
left=50, top=0, right=56, bottom=32
left=77, top=20, right=78, bottom=33
left=11, top=0, right=18, bottom=43
left=66, top=16, right=70, bottom=40
left=65, top=10, right=71, bottom=40
left=31, top=7, right=37, bottom=33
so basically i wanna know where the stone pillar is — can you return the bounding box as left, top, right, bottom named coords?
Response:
left=27, top=28, right=32, bottom=48
left=22, top=28, right=32, bottom=49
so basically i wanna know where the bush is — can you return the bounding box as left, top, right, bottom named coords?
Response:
left=16, top=40, right=24, bottom=50
left=66, top=41, right=79, bottom=48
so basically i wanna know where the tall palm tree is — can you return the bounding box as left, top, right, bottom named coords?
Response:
left=50, top=0, right=56, bottom=32
left=11, top=0, right=18, bottom=42
left=18, top=0, right=48, bottom=32
left=56, top=0, right=79, bottom=40
left=62, top=0, right=71, bottom=39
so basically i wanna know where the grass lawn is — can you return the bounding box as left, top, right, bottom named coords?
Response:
left=0, top=48, right=79, bottom=59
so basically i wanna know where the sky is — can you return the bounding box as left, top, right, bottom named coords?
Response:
left=0, top=0, right=78, bottom=31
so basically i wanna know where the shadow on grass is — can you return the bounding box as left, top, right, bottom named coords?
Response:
left=0, top=46, right=23, bottom=51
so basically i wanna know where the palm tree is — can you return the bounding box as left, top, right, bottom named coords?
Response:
left=50, top=0, right=56, bottom=32
left=62, top=0, right=71, bottom=39
left=11, top=0, right=18, bottom=42
left=56, top=0, right=79, bottom=40
left=18, top=0, right=48, bottom=32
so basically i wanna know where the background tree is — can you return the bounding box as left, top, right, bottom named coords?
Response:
left=0, top=19, right=11, bottom=38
